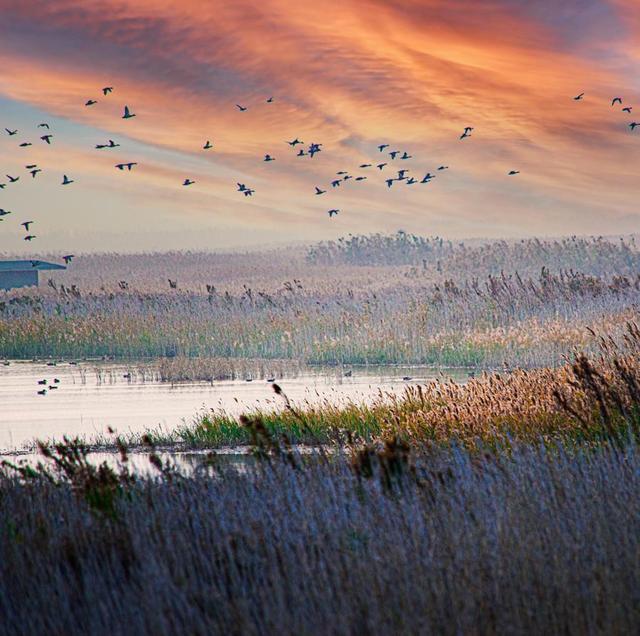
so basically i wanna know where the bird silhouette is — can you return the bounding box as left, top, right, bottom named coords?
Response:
left=315, top=186, right=326, bottom=195
left=574, top=93, right=585, bottom=100
left=287, top=138, right=303, bottom=146
left=26, top=164, right=37, bottom=169
left=308, top=143, right=322, bottom=157
left=343, top=175, right=353, bottom=181
left=508, top=170, right=520, bottom=175
left=0, top=209, right=12, bottom=216
left=37, top=379, right=47, bottom=385
left=115, top=163, right=137, bottom=171
left=24, top=235, right=36, bottom=241
left=38, top=123, right=49, bottom=129
left=237, top=183, right=247, bottom=192
left=6, top=175, right=18, bottom=183
left=40, top=134, right=53, bottom=144
left=37, top=389, right=47, bottom=396
left=63, top=254, right=74, bottom=264
left=406, top=177, right=417, bottom=185
left=378, top=144, right=389, bottom=152
left=122, top=105, right=136, bottom=119
left=336, top=171, right=348, bottom=175
left=19, top=142, right=32, bottom=147
left=376, top=163, right=387, bottom=170
left=168, top=279, right=177, bottom=288
left=243, top=188, right=255, bottom=196
left=5, top=128, right=17, bottom=135
left=397, top=169, right=408, bottom=179
left=401, top=152, right=412, bottom=160
left=438, top=165, right=449, bottom=170
left=30, top=169, right=41, bottom=178
left=236, top=104, right=247, bottom=111
left=331, top=179, right=342, bottom=187
left=622, top=107, right=633, bottom=113
left=266, top=97, right=274, bottom=103
left=102, top=86, right=114, bottom=95
left=612, top=97, right=622, bottom=106
left=21, top=221, right=33, bottom=231
left=296, top=149, right=307, bottom=156
left=62, top=175, right=74, bottom=184
left=96, top=139, right=119, bottom=149
left=355, top=176, right=367, bottom=181
left=421, top=173, right=435, bottom=183
left=85, top=99, right=97, bottom=106
left=183, top=178, right=195, bottom=186
left=385, top=178, right=394, bottom=188
left=264, top=154, right=275, bottom=162
left=0, top=184, right=5, bottom=189
left=359, top=163, right=372, bottom=168
left=630, top=122, right=639, bottom=131
left=203, top=140, right=213, bottom=149
left=389, top=150, right=400, bottom=159
left=327, top=209, right=339, bottom=217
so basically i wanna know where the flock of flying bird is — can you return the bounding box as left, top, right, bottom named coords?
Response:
left=0, top=86, right=638, bottom=248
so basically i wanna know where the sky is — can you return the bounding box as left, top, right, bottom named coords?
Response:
left=0, top=0, right=638, bottom=253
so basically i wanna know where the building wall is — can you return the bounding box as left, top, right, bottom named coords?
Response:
left=0, top=270, right=38, bottom=290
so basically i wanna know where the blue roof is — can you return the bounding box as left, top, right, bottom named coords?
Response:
left=0, top=260, right=66, bottom=272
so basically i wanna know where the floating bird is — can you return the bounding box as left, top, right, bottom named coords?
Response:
left=203, top=140, right=213, bottom=150
left=359, top=163, right=372, bottom=168
left=630, top=122, right=639, bottom=131
left=389, top=150, right=400, bottom=159
left=24, top=235, right=36, bottom=241
left=38, top=123, right=49, bottom=129
left=264, top=154, right=275, bottom=162
left=377, top=163, right=387, bottom=170
left=236, top=104, right=247, bottom=112
left=40, top=134, right=53, bottom=144
left=574, top=93, right=585, bottom=100
left=612, top=97, right=622, bottom=106
left=30, top=169, right=41, bottom=178
left=287, top=138, right=303, bottom=146
left=0, top=209, right=11, bottom=216
left=266, top=97, right=274, bottom=103
left=622, top=107, right=633, bottom=113
left=327, top=209, right=339, bottom=217
left=115, top=163, right=137, bottom=171
left=401, top=152, right=412, bottom=160
left=183, top=178, right=195, bottom=186
left=63, top=255, right=74, bottom=264
left=21, top=221, right=33, bottom=231
left=85, top=99, right=97, bottom=106
left=315, top=186, right=326, bottom=195
left=96, top=139, right=119, bottom=149
left=19, top=142, right=32, bottom=147
left=62, top=175, right=74, bottom=184
left=508, top=170, right=520, bottom=175
left=331, top=179, right=342, bottom=188
left=237, top=183, right=247, bottom=192
left=6, top=175, right=19, bottom=183
left=122, top=105, right=136, bottom=119
left=5, top=128, right=17, bottom=136
left=438, top=165, right=449, bottom=171
left=102, top=86, right=114, bottom=95
left=378, top=144, right=389, bottom=152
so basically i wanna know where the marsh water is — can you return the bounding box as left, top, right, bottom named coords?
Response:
left=0, top=361, right=469, bottom=451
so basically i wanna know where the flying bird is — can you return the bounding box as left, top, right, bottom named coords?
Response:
left=359, top=164, right=372, bottom=168
left=0, top=209, right=12, bottom=216
left=115, top=163, right=137, bottom=171
left=287, top=138, right=303, bottom=146
left=30, top=169, right=41, bottom=178
left=327, top=209, right=339, bottom=217
left=336, top=171, right=348, bottom=175
left=96, top=139, right=119, bottom=149
left=24, top=235, right=36, bottom=241
left=407, top=177, right=417, bottom=185
left=21, top=221, right=33, bottom=231
left=508, top=170, right=520, bottom=175
left=5, top=128, right=17, bottom=136
left=612, top=97, right=622, bottom=106
left=6, top=175, right=19, bottom=183
left=19, top=142, right=32, bottom=147
left=315, top=187, right=326, bottom=195
left=85, top=99, right=97, bottom=106
left=622, top=107, right=633, bottom=113
left=630, top=122, right=639, bottom=131
left=183, top=179, right=195, bottom=186
left=237, top=183, right=247, bottom=192
left=26, top=164, right=37, bottom=169
left=377, top=163, right=387, bottom=170
left=385, top=178, right=394, bottom=188
left=40, top=134, right=53, bottom=144
left=63, top=255, right=74, bottom=264
left=122, top=105, right=136, bottom=119
left=397, top=169, right=409, bottom=179
left=342, top=175, right=353, bottom=181
left=38, top=123, right=49, bottom=129
left=0, top=184, right=5, bottom=189
left=438, top=165, right=449, bottom=171
left=102, top=86, right=114, bottom=95
left=264, top=154, right=275, bottom=162
left=203, top=140, right=213, bottom=149
left=378, top=144, right=389, bottom=152
left=401, top=152, right=412, bottom=160
left=296, top=149, right=307, bottom=156
left=266, top=97, right=274, bottom=103
left=421, top=173, right=435, bottom=183
left=62, top=175, right=74, bottom=184
left=355, top=176, right=367, bottom=181
left=236, top=104, right=247, bottom=112
left=331, top=179, right=342, bottom=187
left=573, top=93, right=585, bottom=100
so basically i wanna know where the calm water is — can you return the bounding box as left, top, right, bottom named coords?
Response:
left=0, top=362, right=468, bottom=451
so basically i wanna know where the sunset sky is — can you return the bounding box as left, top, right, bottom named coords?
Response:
left=0, top=0, right=638, bottom=252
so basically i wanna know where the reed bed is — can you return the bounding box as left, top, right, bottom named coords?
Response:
left=1, top=432, right=639, bottom=634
